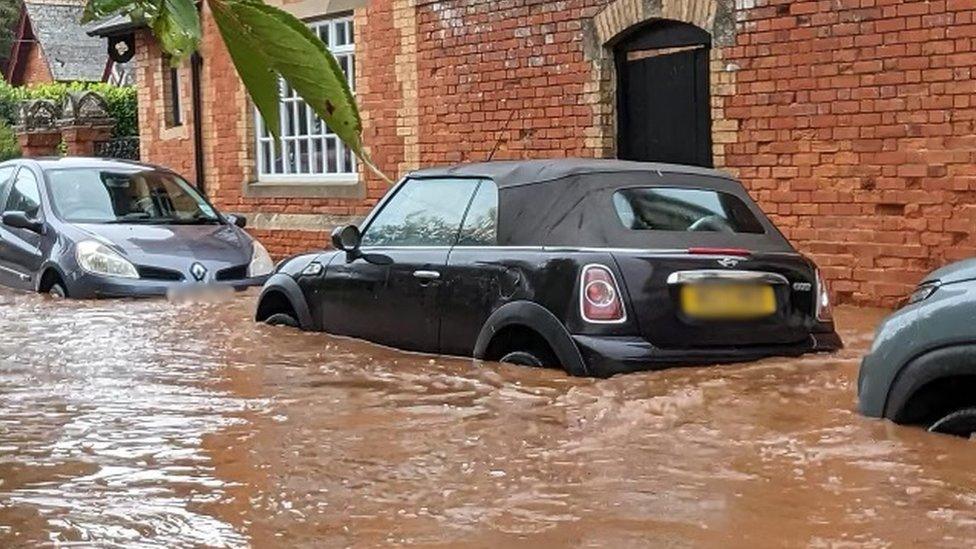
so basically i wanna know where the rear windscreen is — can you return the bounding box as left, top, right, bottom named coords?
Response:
left=612, top=187, right=765, bottom=234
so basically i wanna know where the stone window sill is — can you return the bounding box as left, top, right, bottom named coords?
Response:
left=244, top=177, right=365, bottom=199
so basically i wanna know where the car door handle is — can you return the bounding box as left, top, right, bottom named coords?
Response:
left=413, top=270, right=441, bottom=281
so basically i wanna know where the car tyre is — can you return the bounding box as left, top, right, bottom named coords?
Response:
left=48, top=283, right=67, bottom=299
left=928, top=408, right=976, bottom=438
left=265, top=313, right=299, bottom=329
left=499, top=350, right=546, bottom=368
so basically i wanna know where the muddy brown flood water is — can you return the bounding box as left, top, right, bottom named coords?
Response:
left=1, top=288, right=976, bottom=547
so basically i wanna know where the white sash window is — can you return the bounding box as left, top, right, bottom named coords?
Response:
left=255, top=16, right=356, bottom=182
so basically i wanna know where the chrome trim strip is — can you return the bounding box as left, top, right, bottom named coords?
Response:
left=666, top=270, right=789, bottom=286
left=356, top=245, right=800, bottom=257
left=0, top=263, right=30, bottom=281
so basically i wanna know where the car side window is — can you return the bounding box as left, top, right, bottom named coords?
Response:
left=456, top=180, right=498, bottom=246
left=0, top=165, right=17, bottom=206
left=4, top=168, right=42, bottom=219
left=361, top=178, right=480, bottom=247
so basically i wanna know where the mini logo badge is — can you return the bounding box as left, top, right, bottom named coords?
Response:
left=190, top=262, right=208, bottom=282
left=717, top=257, right=740, bottom=269
left=793, top=282, right=813, bottom=292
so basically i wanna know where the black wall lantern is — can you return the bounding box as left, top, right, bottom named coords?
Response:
left=108, top=33, right=136, bottom=64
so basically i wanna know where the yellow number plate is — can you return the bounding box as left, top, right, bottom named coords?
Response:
left=680, top=284, right=777, bottom=319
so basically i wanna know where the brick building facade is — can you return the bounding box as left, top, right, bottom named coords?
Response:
left=6, top=0, right=121, bottom=86
left=102, top=0, right=976, bottom=307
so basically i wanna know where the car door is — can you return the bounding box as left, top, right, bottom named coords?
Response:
left=320, top=177, right=481, bottom=354
left=0, top=165, right=42, bottom=290
left=438, top=179, right=504, bottom=357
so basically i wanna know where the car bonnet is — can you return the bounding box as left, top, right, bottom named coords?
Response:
left=71, top=222, right=253, bottom=269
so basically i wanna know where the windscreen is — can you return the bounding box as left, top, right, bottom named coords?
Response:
left=612, top=187, right=765, bottom=234
left=46, top=168, right=220, bottom=224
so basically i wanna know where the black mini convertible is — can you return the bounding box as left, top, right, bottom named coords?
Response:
left=256, top=159, right=841, bottom=377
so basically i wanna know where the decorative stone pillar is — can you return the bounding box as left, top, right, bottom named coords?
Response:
left=58, top=91, right=115, bottom=157
left=14, top=99, right=61, bottom=157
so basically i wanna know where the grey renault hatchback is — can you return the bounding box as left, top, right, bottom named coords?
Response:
left=859, top=259, right=976, bottom=437
left=0, top=157, right=273, bottom=298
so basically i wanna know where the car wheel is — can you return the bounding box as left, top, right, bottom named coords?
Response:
left=928, top=408, right=976, bottom=438
left=499, top=350, right=546, bottom=368
left=265, top=313, right=299, bottom=328
left=48, top=283, right=67, bottom=299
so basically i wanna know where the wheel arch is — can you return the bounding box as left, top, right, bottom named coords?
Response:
left=884, top=343, right=976, bottom=424
left=35, top=262, right=68, bottom=294
left=473, top=300, right=589, bottom=376
left=255, top=273, right=314, bottom=330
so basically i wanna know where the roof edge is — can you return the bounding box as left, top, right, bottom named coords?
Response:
left=87, top=14, right=145, bottom=37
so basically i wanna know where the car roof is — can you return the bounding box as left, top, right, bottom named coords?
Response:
left=13, top=157, right=173, bottom=173
left=407, top=158, right=735, bottom=188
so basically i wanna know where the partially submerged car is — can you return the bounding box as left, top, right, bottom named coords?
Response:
left=0, top=157, right=274, bottom=298
left=859, top=260, right=976, bottom=437
left=256, top=159, right=841, bottom=377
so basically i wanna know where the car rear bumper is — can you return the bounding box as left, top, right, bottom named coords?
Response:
left=67, top=274, right=269, bottom=299
left=572, top=331, right=843, bottom=377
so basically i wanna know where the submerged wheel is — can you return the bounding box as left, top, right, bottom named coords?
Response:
left=928, top=408, right=976, bottom=438
left=48, top=283, right=66, bottom=299
left=264, top=312, right=299, bottom=328
left=499, top=350, right=546, bottom=368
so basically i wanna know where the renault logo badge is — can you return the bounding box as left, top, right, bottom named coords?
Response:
left=717, top=257, right=741, bottom=269
left=190, top=262, right=208, bottom=282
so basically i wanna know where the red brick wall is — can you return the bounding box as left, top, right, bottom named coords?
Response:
left=246, top=228, right=330, bottom=258
left=19, top=42, right=53, bottom=85
left=132, top=0, right=976, bottom=306
left=415, top=1, right=603, bottom=163
left=722, top=0, right=976, bottom=306
left=134, top=31, right=197, bottom=178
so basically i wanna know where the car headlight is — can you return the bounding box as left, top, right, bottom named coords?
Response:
left=248, top=240, right=275, bottom=277
left=75, top=240, right=139, bottom=279
left=907, top=281, right=940, bottom=305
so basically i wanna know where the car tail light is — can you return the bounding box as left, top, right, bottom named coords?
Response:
left=816, top=269, right=833, bottom=322
left=580, top=264, right=626, bottom=323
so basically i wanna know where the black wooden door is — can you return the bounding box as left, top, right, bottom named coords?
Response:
left=615, top=21, right=713, bottom=168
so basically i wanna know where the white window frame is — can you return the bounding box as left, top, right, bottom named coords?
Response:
left=255, top=15, right=357, bottom=184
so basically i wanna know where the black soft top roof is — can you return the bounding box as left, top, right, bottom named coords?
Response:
left=408, top=158, right=735, bottom=188
left=404, top=158, right=792, bottom=251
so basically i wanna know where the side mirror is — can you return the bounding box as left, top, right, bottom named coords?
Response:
left=226, top=214, right=247, bottom=228
left=2, top=211, right=43, bottom=234
left=331, top=224, right=362, bottom=252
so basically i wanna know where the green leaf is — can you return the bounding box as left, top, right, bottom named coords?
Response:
left=209, top=0, right=280, bottom=141
left=205, top=0, right=390, bottom=181
left=237, top=0, right=361, bottom=137
left=82, top=0, right=144, bottom=23
left=152, top=0, right=201, bottom=61
left=85, top=0, right=390, bottom=182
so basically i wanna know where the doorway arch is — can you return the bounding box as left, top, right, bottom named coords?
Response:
left=615, top=20, right=713, bottom=168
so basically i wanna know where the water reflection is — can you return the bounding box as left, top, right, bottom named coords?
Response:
left=1, top=291, right=976, bottom=547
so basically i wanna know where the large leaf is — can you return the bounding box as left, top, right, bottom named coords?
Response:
left=82, top=0, right=149, bottom=23
left=205, top=0, right=389, bottom=181
left=152, top=0, right=201, bottom=61
left=209, top=0, right=279, bottom=140
left=238, top=1, right=361, bottom=141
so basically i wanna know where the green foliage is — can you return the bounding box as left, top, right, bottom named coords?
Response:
left=0, top=120, right=20, bottom=161
left=0, top=0, right=19, bottom=65
left=83, top=0, right=389, bottom=182
left=0, top=81, right=138, bottom=137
